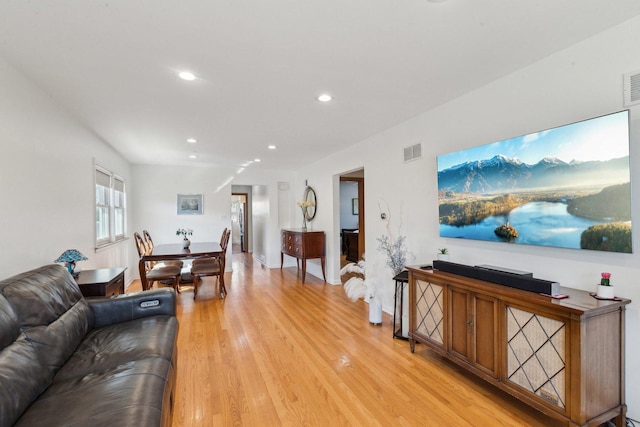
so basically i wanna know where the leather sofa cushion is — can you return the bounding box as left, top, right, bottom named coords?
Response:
left=0, top=295, right=51, bottom=427
left=55, top=314, right=178, bottom=380
left=14, top=357, right=172, bottom=427
left=14, top=313, right=178, bottom=426
left=0, top=265, right=94, bottom=375
left=0, top=265, right=94, bottom=426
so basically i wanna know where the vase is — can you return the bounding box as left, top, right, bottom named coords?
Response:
left=301, top=211, right=307, bottom=232
left=369, top=299, right=382, bottom=325
left=437, top=253, right=449, bottom=261
left=596, top=284, right=614, bottom=299
left=183, top=237, right=191, bottom=249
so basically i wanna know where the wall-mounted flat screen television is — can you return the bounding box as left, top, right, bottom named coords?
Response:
left=437, top=110, right=632, bottom=253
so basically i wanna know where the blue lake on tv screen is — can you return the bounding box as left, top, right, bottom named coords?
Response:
left=439, top=201, right=602, bottom=249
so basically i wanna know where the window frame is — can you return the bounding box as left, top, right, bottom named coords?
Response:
left=95, top=164, right=127, bottom=249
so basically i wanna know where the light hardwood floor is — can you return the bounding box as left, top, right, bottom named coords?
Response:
left=129, top=253, right=563, bottom=426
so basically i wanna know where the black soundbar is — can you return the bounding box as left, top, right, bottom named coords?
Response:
left=432, top=260, right=560, bottom=296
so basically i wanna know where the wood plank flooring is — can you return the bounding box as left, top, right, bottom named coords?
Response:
left=129, top=253, right=563, bottom=426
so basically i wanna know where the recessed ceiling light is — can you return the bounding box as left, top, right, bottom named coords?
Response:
left=268, top=145, right=277, bottom=150
left=188, top=154, right=198, bottom=159
left=187, top=138, right=197, bottom=143
left=317, top=94, right=332, bottom=102
left=179, top=71, right=196, bottom=81
left=254, top=158, right=261, bottom=162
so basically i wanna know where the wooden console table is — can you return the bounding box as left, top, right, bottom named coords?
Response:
left=281, top=229, right=326, bottom=283
left=407, top=266, right=630, bottom=427
left=75, top=268, right=126, bottom=297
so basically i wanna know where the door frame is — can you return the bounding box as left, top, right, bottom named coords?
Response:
left=231, top=192, right=249, bottom=252
left=340, top=176, right=364, bottom=261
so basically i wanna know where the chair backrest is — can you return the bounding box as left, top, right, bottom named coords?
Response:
left=219, top=228, right=228, bottom=246
left=221, top=229, right=231, bottom=252
left=133, top=232, right=147, bottom=258
left=142, top=230, right=154, bottom=252
left=219, top=229, right=231, bottom=270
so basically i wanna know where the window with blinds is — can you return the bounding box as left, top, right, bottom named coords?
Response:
left=95, top=166, right=127, bottom=248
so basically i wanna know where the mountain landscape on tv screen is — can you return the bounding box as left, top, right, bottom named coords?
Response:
left=437, top=154, right=632, bottom=253
left=437, top=154, right=630, bottom=194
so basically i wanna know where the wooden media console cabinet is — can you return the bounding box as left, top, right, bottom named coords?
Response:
left=407, top=266, right=630, bottom=427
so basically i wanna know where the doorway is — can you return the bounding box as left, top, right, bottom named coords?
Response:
left=231, top=193, right=248, bottom=253
left=339, top=170, right=364, bottom=268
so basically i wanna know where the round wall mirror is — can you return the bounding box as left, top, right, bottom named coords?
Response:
left=303, top=186, right=317, bottom=220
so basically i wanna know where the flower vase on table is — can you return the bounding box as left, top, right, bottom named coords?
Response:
left=297, top=200, right=314, bottom=232
left=176, top=228, right=193, bottom=249
left=301, top=209, right=307, bottom=231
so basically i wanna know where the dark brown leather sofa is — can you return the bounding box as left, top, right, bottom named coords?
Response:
left=0, top=264, right=178, bottom=427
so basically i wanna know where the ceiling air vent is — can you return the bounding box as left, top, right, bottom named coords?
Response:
left=623, top=69, right=640, bottom=107
left=403, top=143, right=422, bottom=163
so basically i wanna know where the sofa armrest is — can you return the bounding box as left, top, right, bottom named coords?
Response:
left=88, top=288, right=176, bottom=328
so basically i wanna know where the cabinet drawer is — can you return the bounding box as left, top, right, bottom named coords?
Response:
left=283, top=243, right=302, bottom=256
left=105, top=275, right=124, bottom=296
left=281, top=231, right=305, bottom=257
left=283, top=233, right=302, bottom=244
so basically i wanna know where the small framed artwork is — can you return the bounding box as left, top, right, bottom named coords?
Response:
left=352, top=198, right=359, bottom=215
left=177, top=194, right=203, bottom=215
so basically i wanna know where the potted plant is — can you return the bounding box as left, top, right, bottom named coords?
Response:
left=437, top=248, right=449, bottom=261
left=176, top=228, right=193, bottom=249
left=341, top=201, right=413, bottom=326
left=596, top=272, right=614, bottom=299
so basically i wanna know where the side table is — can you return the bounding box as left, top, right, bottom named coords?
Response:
left=75, top=268, right=126, bottom=297
left=393, top=270, right=409, bottom=340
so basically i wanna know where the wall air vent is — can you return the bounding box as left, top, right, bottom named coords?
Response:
left=403, top=143, right=422, bottom=163
left=624, top=69, right=640, bottom=107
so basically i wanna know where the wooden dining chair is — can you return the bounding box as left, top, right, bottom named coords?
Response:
left=134, top=232, right=182, bottom=292
left=191, top=228, right=230, bottom=299
left=190, top=228, right=228, bottom=267
left=142, top=229, right=184, bottom=269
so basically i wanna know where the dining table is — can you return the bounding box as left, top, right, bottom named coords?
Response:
left=139, top=242, right=224, bottom=292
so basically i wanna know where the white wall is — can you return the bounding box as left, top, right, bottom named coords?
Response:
left=131, top=165, right=295, bottom=275
left=0, top=55, right=134, bottom=281
left=298, top=16, right=640, bottom=416
left=251, top=184, right=268, bottom=265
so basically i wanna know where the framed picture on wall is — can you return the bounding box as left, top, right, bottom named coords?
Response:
left=352, top=198, right=359, bottom=215
left=177, top=194, right=203, bottom=215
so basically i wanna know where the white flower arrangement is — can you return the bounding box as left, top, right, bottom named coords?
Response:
left=340, top=254, right=367, bottom=302
left=377, top=234, right=410, bottom=277
left=340, top=200, right=413, bottom=306
left=176, top=228, right=193, bottom=238
left=377, top=200, right=413, bottom=277
left=296, top=200, right=316, bottom=208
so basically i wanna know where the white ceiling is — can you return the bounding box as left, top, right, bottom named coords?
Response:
left=2, top=1, right=640, bottom=171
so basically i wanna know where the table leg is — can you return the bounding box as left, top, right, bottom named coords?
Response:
left=301, top=258, right=307, bottom=283
left=138, top=259, right=148, bottom=291
left=320, top=256, right=326, bottom=282
left=280, top=252, right=284, bottom=269
left=219, top=272, right=226, bottom=298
